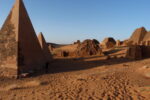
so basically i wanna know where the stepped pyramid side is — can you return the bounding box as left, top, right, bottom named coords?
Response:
left=38, top=33, right=52, bottom=62
left=143, top=32, right=150, bottom=41
left=129, top=27, right=147, bottom=44
left=17, top=0, right=46, bottom=73
left=0, top=0, right=46, bottom=77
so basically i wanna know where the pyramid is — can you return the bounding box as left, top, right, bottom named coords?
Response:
left=116, top=40, right=121, bottom=46
left=101, top=37, right=116, bottom=49
left=76, top=39, right=102, bottom=56
left=0, top=0, right=46, bottom=77
left=143, top=31, right=150, bottom=41
left=129, top=27, right=147, bottom=44
left=38, top=32, right=52, bottom=62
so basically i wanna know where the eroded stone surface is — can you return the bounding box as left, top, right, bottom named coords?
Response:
left=0, top=0, right=47, bottom=77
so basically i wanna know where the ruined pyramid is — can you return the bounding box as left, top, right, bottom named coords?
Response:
left=0, top=0, right=46, bottom=77
left=143, top=31, right=150, bottom=42
left=129, top=27, right=147, bottom=44
left=101, top=37, right=116, bottom=49
left=38, top=32, right=52, bottom=62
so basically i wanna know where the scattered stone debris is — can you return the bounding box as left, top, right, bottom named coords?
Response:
left=75, top=39, right=103, bottom=56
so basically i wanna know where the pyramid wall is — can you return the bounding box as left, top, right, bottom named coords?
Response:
left=0, top=0, right=46, bottom=77
left=129, top=27, right=150, bottom=45
left=0, top=5, right=18, bottom=77
left=17, top=0, right=46, bottom=73
left=38, top=33, right=52, bottom=62
left=129, top=27, right=147, bottom=44
left=143, top=32, right=150, bottom=41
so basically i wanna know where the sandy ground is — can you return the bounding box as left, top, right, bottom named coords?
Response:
left=52, top=44, right=78, bottom=56
left=0, top=48, right=150, bottom=100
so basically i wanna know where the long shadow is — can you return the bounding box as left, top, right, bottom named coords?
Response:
left=31, top=53, right=150, bottom=78
left=72, top=48, right=125, bottom=61
left=48, top=56, right=136, bottom=74
left=32, top=46, right=150, bottom=77
left=103, top=48, right=123, bottom=55
left=46, top=47, right=131, bottom=74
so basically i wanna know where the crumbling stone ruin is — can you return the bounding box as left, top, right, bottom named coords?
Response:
left=129, top=27, right=147, bottom=45
left=126, top=45, right=150, bottom=60
left=126, top=45, right=142, bottom=60
left=76, top=39, right=102, bottom=56
left=129, top=27, right=150, bottom=46
left=101, top=37, right=116, bottom=49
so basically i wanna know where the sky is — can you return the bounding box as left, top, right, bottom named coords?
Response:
left=0, top=0, right=150, bottom=44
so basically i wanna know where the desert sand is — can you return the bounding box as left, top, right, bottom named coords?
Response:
left=1, top=0, right=150, bottom=100
left=0, top=47, right=150, bottom=100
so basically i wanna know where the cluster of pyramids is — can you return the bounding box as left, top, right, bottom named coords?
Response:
left=125, top=27, right=150, bottom=60
left=0, top=0, right=52, bottom=77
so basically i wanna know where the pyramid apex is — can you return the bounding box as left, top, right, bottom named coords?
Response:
left=13, top=0, right=25, bottom=9
left=37, top=33, right=52, bottom=62
left=16, top=0, right=20, bottom=1
left=15, top=0, right=23, bottom=4
left=39, top=32, right=43, bottom=35
left=134, top=27, right=147, bottom=34
left=38, top=32, right=44, bottom=38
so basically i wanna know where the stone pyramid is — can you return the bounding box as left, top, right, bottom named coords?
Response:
left=101, top=37, right=116, bottom=49
left=38, top=32, right=52, bottom=62
left=0, top=0, right=46, bottom=77
left=143, top=31, right=150, bottom=41
left=129, top=27, right=147, bottom=44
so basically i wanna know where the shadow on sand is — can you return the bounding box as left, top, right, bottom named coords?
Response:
left=34, top=47, right=150, bottom=77
left=48, top=56, right=133, bottom=74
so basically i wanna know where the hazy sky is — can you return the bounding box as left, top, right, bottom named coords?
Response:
left=0, top=0, right=150, bottom=44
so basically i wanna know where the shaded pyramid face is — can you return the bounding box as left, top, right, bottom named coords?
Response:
left=0, top=0, right=46, bottom=76
left=38, top=33, right=52, bottom=62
